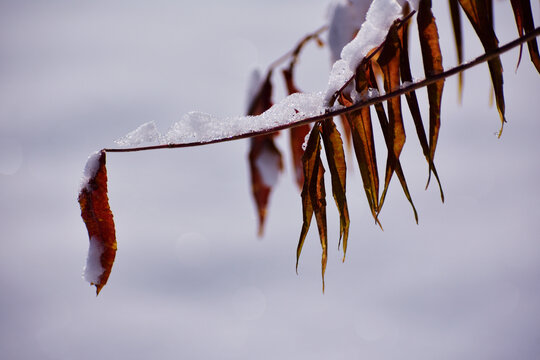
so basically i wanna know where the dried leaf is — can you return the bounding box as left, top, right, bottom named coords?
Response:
left=376, top=24, right=408, bottom=214
left=249, top=136, right=283, bottom=236
left=399, top=14, right=444, bottom=202
left=417, top=0, right=444, bottom=197
left=297, top=123, right=327, bottom=291
left=248, top=72, right=283, bottom=235
left=510, top=0, right=540, bottom=73
left=448, top=0, right=464, bottom=100
left=340, top=92, right=380, bottom=225
left=283, top=68, right=311, bottom=189
left=366, top=64, right=419, bottom=223
left=78, top=150, right=117, bottom=295
left=321, top=118, right=350, bottom=261
left=458, top=0, right=506, bottom=136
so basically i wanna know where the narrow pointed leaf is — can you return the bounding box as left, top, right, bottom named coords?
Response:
left=376, top=25, right=407, bottom=214
left=339, top=91, right=380, bottom=225
left=249, top=136, right=283, bottom=236
left=296, top=124, right=320, bottom=271
left=297, top=123, right=328, bottom=292
left=448, top=0, right=464, bottom=100
left=510, top=0, right=540, bottom=73
left=417, top=0, right=444, bottom=194
left=367, top=66, right=418, bottom=223
left=247, top=72, right=283, bottom=235
left=399, top=15, right=444, bottom=202
left=78, top=150, right=117, bottom=295
left=321, top=118, right=350, bottom=261
left=283, top=68, right=311, bottom=189
left=458, top=0, right=506, bottom=136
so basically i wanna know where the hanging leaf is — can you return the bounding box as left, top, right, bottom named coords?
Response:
left=366, top=64, right=419, bottom=223
left=510, top=0, right=540, bottom=73
left=448, top=0, right=464, bottom=100
left=376, top=24, right=408, bottom=214
left=283, top=68, right=311, bottom=189
left=399, top=13, right=444, bottom=202
left=417, top=0, right=444, bottom=196
left=340, top=90, right=380, bottom=225
left=247, top=71, right=283, bottom=235
left=321, top=118, right=350, bottom=261
left=297, top=122, right=327, bottom=291
left=458, top=0, right=506, bottom=136
left=78, top=150, right=117, bottom=295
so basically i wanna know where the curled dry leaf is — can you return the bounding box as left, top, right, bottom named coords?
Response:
left=417, top=0, right=444, bottom=197
left=321, top=118, right=349, bottom=261
left=78, top=150, right=117, bottom=295
left=297, top=122, right=327, bottom=291
left=458, top=0, right=506, bottom=136
left=510, top=0, right=540, bottom=73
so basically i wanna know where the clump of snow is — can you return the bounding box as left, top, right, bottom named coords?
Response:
left=255, top=147, right=281, bottom=187
left=115, top=121, right=161, bottom=146
left=115, top=0, right=413, bottom=148
left=83, top=236, right=104, bottom=285
left=327, top=0, right=372, bottom=63
left=325, top=0, right=409, bottom=103
left=79, top=151, right=102, bottom=192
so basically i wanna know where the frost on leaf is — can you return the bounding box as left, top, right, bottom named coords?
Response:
left=78, top=150, right=116, bottom=295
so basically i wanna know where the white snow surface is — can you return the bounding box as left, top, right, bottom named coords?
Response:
left=79, top=151, right=102, bottom=192
left=83, top=236, right=104, bottom=285
left=117, top=0, right=413, bottom=147
left=327, top=0, right=372, bottom=63
left=115, top=121, right=161, bottom=146
left=324, top=0, right=409, bottom=103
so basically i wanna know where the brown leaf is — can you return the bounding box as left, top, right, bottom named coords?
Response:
left=247, top=72, right=283, bottom=236
left=448, top=0, right=464, bottom=100
left=376, top=24, right=408, bottom=215
left=510, top=0, right=540, bottom=73
left=297, top=123, right=327, bottom=291
left=249, top=136, right=283, bottom=236
left=283, top=68, right=311, bottom=189
left=321, top=118, right=350, bottom=261
left=366, top=64, right=419, bottom=224
left=399, top=15, right=444, bottom=202
left=458, top=0, right=506, bottom=136
left=78, top=150, right=117, bottom=295
left=340, top=91, right=380, bottom=225
left=417, top=0, right=444, bottom=198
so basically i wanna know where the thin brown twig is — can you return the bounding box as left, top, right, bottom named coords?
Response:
left=105, top=27, right=540, bottom=154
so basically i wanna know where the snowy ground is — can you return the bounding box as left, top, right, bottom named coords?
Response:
left=1, top=1, right=539, bottom=359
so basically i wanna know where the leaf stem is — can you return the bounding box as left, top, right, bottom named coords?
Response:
left=104, top=27, right=540, bottom=154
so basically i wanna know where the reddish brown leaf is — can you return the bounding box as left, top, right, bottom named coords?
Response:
left=366, top=64, right=419, bottom=223
left=283, top=68, right=311, bottom=189
left=417, top=0, right=444, bottom=195
left=247, top=72, right=283, bottom=236
left=78, top=150, right=117, bottom=295
left=448, top=0, right=464, bottom=100
left=340, top=91, right=380, bottom=225
left=458, top=0, right=506, bottom=136
left=321, top=118, right=350, bottom=261
left=376, top=24, right=407, bottom=214
left=399, top=15, right=444, bottom=202
left=510, top=0, right=540, bottom=73
left=249, top=136, right=283, bottom=236
left=297, top=122, right=327, bottom=291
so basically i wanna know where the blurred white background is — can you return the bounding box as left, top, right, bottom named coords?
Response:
left=1, top=1, right=539, bottom=359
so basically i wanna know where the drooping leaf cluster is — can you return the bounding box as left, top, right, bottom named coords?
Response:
left=78, top=0, right=540, bottom=294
